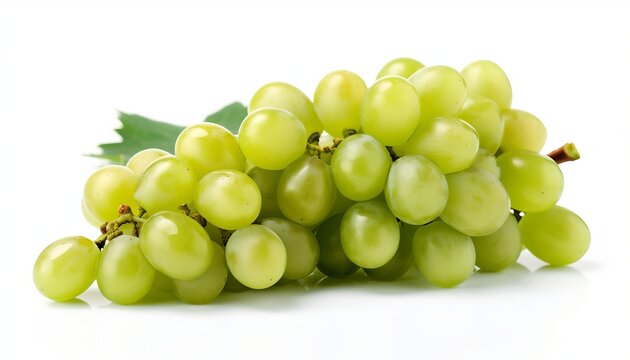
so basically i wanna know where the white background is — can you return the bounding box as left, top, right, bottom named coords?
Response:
left=1, top=0, right=629, bottom=359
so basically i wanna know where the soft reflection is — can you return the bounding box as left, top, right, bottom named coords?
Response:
left=463, top=262, right=531, bottom=289
left=47, top=297, right=90, bottom=309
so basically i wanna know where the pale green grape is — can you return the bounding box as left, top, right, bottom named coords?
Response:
left=277, top=156, right=336, bottom=226
left=261, top=218, right=319, bottom=280
left=33, top=236, right=100, bottom=301
left=97, top=235, right=155, bottom=304
left=409, top=65, right=467, bottom=120
left=327, top=188, right=356, bottom=218
left=175, top=122, right=246, bottom=177
left=457, top=95, right=504, bottom=153
left=340, top=200, right=400, bottom=269
left=331, top=134, right=392, bottom=201
left=249, top=81, right=323, bottom=136
left=81, top=199, right=102, bottom=227
left=225, top=224, right=287, bottom=289
left=313, top=70, right=367, bottom=137
left=360, top=76, right=421, bottom=146
left=204, top=222, right=224, bottom=246
left=151, top=271, right=172, bottom=292
left=440, top=168, right=510, bottom=236
left=247, top=167, right=284, bottom=220
left=500, top=109, right=547, bottom=153
left=194, top=170, right=261, bottom=230
left=384, top=155, right=448, bottom=225
left=172, top=242, right=227, bottom=304
left=472, top=215, right=522, bottom=272
left=496, top=151, right=563, bottom=213
left=461, top=60, right=512, bottom=110
left=364, top=222, right=416, bottom=281
left=520, top=206, right=590, bottom=266
left=471, top=149, right=500, bottom=177
left=83, top=165, right=138, bottom=224
left=376, top=57, right=424, bottom=79
left=413, top=221, right=476, bottom=287
left=315, top=214, right=358, bottom=278
left=224, top=269, right=249, bottom=292
left=238, top=108, right=307, bottom=170
left=404, top=117, right=479, bottom=174
left=134, top=156, right=197, bottom=213
left=139, top=211, right=213, bottom=280
left=126, top=148, right=170, bottom=175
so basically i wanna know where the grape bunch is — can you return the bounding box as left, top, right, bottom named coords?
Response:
left=33, top=58, right=590, bottom=305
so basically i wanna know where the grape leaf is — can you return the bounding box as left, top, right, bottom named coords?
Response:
left=204, top=102, right=248, bottom=134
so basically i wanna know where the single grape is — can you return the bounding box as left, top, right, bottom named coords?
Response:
left=97, top=235, right=155, bottom=305
left=139, top=211, right=213, bottom=280
left=225, top=224, right=287, bottom=290
left=457, top=95, right=504, bottom=153
left=315, top=214, right=358, bottom=278
left=194, top=170, right=261, bottom=230
left=461, top=60, right=512, bottom=110
left=277, top=156, right=336, bottom=227
left=405, top=117, right=479, bottom=174
left=364, top=222, right=416, bottom=281
left=313, top=70, right=367, bottom=137
left=83, top=165, right=138, bottom=224
left=496, top=150, right=563, bottom=213
left=520, top=206, right=590, bottom=266
left=247, top=167, right=284, bottom=220
left=341, top=201, right=400, bottom=269
left=172, top=242, right=227, bottom=304
left=384, top=155, right=448, bottom=225
left=440, top=168, right=510, bottom=236
left=360, top=76, right=421, bottom=146
left=261, top=218, right=319, bottom=280
left=33, top=236, right=100, bottom=301
left=175, top=122, right=246, bottom=177
left=238, top=108, right=307, bottom=170
left=249, top=81, right=323, bottom=136
left=413, top=221, right=476, bottom=288
left=500, top=109, right=547, bottom=153
left=471, top=215, right=522, bottom=272
left=470, top=149, right=500, bottom=177
left=331, top=134, right=392, bottom=201
left=376, top=57, right=425, bottom=79
left=409, top=65, right=467, bottom=120
left=134, top=155, right=197, bottom=213
left=126, top=148, right=170, bottom=175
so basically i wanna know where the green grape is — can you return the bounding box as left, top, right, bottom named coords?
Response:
left=97, top=235, right=155, bottom=305
left=440, top=168, right=510, bottom=236
left=204, top=222, right=224, bottom=246
left=327, top=188, right=356, bottom=218
left=404, top=117, right=479, bottom=174
left=249, top=81, right=323, bottom=136
left=313, top=70, right=367, bottom=137
left=496, top=151, right=563, bottom=213
left=139, top=211, right=213, bottom=280
left=315, top=214, right=358, bottom=278
left=225, top=224, right=287, bottom=290
left=151, top=271, right=172, bottom=292
left=83, top=165, right=138, bottom=224
left=126, top=148, right=170, bottom=175
left=520, top=206, right=590, bottom=266
left=457, top=95, right=504, bottom=153
left=384, top=155, right=448, bottom=225
left=238, top=108, right=307, bottom=170
left=277, top=156, right=336, bottom=226
left=172, top=242, right=227, bottom=304
left=500, top=109, right=547, bottom=153
left=413, top=221, right=476, bottom=288
left=471, top=149, right=500, bottom=177
left=134, top=155, right=197, bottom=213
left=360, top=76, right=421, bottom=146
left=330, top=134, right=392, bottom=201
left=364, top=222, right=416, bottom=281
left=261, top=218, right=319, bottom=280
left=224, top=269, right=249, bottom=292
left=247, top=167, right=284, bottom=220
left=461, top=60, right=512, bottom=110
left=81, top=199, right=102, bottom=227
left=376, top=57, right=425, bottom=79
left=340, top=200, right=400, bottom=269
left=409, top=65, right=467, bottom=120
left=175, top=123, right=246, bottom=177
left=471, top=215, right=522, bottom=272
left=33, top=236, right=100, bottom=301
left=194, top=170, right=261, bottom=230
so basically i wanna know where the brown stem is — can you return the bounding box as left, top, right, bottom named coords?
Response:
left=547, top=143, right=580, bottom=164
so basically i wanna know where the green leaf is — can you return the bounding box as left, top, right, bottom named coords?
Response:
left=204, top=102, right=248, bottom=134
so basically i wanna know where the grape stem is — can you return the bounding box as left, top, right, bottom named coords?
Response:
left=305, top=130, right=357, bottom=158
left=94, top=205, right=146, bottom=249
left=547, top=143, right=580, bottom=164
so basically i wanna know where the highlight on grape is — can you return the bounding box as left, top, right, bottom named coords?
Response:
left=33, top=58, right=589, bottom=305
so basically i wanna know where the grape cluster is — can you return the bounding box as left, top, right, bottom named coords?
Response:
left=33, top=58, right=590, bottom=304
